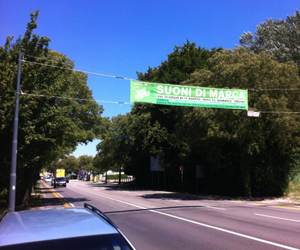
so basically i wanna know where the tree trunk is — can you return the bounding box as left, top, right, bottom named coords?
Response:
left=22, top=171, right=35, bottom=206
left=241, top=162, right=252, bottom=197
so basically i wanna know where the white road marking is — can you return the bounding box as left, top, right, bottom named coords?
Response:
left=206, top=206, right=226, bottom=210
left=255, top=214, right=300, bottom=223
left=55, top=191, right=75, bottom=207
left=82, top=189, right=299, bottom=250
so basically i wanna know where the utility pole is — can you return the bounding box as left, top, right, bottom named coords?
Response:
left=118, top=164, right=124, bottom=185
left=180, top=166, right=184, bottom=192
left=9, top=53, right=22, bottom=212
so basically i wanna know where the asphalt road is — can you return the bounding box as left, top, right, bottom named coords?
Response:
left=40, top=180, right=300, bottom=250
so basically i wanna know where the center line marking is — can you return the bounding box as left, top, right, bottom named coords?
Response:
left=41, top=181, right=71, bottom=208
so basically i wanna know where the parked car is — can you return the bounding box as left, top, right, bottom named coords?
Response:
left=43, top=176, right=52, bottom=182
left=0, top=203, right=135, bottom=249
left=53, top=177, right=67, bottom=188
left=65, top=176, right=69, bottom=183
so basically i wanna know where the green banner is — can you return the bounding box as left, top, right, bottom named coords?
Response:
left=130, top=80, right=248, bottom=110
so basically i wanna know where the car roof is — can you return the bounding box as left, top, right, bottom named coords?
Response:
left=0, top=205, right=119, bottom=246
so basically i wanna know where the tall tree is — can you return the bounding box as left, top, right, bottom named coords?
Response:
left=181, top=48, right=300, bottom=196
left=50, top=156, right=79, bottom=175
left=0, top=11, right=104, bottom=207
left=239, top=10, right=300, bottom=69
left=129, top=45, right=300, bottom=196
left=78, top=155, right=95, bottom=173
left=129, top=41, right=221, bottom=189
left=94, top=114, right=132, bottom=174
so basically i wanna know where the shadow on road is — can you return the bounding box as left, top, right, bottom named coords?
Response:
left=87, top=182, right=147, bottom=192
left=105, top=205, right=205, bottom=215
left=29, top=184, right=91, bottom=209
left=85, top=181, right=230, bottom=201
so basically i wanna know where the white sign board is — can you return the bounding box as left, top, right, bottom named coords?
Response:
left=150, top=156, right=165, bottom=172
left=247, top=110, right=260, bottom=117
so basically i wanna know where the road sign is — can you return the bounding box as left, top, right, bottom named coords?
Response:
left=247, top=110, right=260, bottom=117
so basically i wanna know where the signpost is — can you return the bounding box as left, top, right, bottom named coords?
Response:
left=150, top=156, right=165, bottom=189
left=130, top=80, right=248, bottom=110
left=179, top=166, right=184, bottom=192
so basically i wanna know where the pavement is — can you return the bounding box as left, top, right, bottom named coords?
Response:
left=25, top=180, right=67, bottom=209
left=27, top=180, right=300, bottom=211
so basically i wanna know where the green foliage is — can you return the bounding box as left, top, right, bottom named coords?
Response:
left=239, top=10, right=300, bottom=69
left=94, top=114, right=131, bottom=174
left=78, top=155, right=95, bottom=173
left=179, top=48, right=300, bottom=196
left=50, top=156, right=79, bottom=175
left=106, top=174, right=128, bottom=180
left=126, top=42, right=221, bottom=188
left=0, top=189, right=8, bottom=215
left=287, top=170, right=300, bottom=202
left=137, top=40, right=221, bottom=84
left=0, top=11, right=104, bottom=206
left=123, top=44, right=300, bottom=196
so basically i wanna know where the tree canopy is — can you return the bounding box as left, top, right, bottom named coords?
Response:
left=94, top=114, right=132, bottom=174
left=2, top=9, right=300, bottom=209
left=104, top=42, right=222, bottom=187
left=180, top=48, right=300, bottom=196
left=100, top=44, right=300, bottom=196
left=0, top=11, right=104, bottom=207
left=239, top=10, right=300, bottom=70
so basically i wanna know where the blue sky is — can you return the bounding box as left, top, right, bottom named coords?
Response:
left=1, top=0, right=299, bottom=157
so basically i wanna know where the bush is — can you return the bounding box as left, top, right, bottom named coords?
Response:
left=0, top=188, right=8, bottom=215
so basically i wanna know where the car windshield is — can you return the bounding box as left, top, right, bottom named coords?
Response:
left=1, top=234, right=133, bottom=250
left=56, top=177, right=65, bottom=181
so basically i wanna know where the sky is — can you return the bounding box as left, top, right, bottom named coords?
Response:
left=1, top=0, right=299, bottom=157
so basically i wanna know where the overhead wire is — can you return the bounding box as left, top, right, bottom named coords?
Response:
left=23, top=54, right=132, bottom=80
left=20, top=56, right=300, bottom=114
left=21, top=60, right=133, bottom=80
left=21, top=56, right=299, bottom=91
left=19, top=92, right=131, bottom=105
left=20, top=57, right=134, bottom=105
left=248, top=88, right=300, bottom=91
left=259, top=111, right=300, bottom=114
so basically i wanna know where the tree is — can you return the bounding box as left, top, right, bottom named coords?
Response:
left=180, top=48, right=300, bottom=196
left=0, top=11, right=104, bottom=208
left=94, top=114, right=132, bottom=175
left=128, top=41, right=221, bottom=189
left=50, top=156, right=79, bottom=175
left=239, top=10, right=300, bottom=69
left=78, top=155, right=95, bottom=173
left=128, top=45, right=300, bottom=196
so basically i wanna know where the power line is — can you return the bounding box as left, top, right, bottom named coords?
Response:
left=22, top=58, right=300, bottom=91
left=22, top=59, right=300, bottom=91
left=20, top=56, right=300, bottom=113
left=21, top=59, right=134, bottom=81
left=249, top=88, right=300, bottom=91
left=21, top=58, right=133, bottom=105
left=19, top=92, right=300, bottom=113
left=259, top=111, right=300, bottom=114
left=24, top=54, right=128, bottom=79
left=19, top=92, right=132, bottom=105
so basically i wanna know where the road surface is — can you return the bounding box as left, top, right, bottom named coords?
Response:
left=40, top=180, right=300, bottom=250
